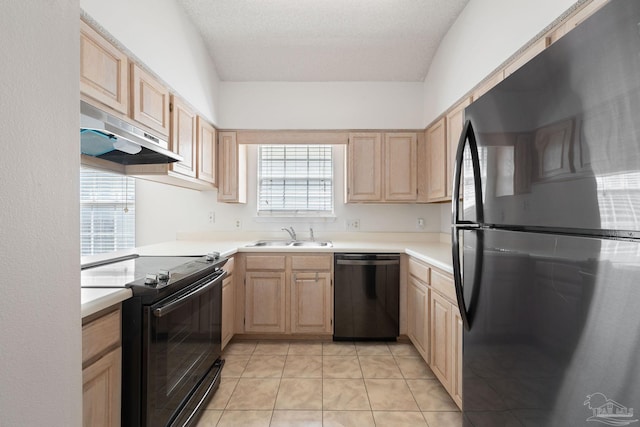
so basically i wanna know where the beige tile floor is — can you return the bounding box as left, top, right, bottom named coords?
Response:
left=196, top=340, right=462, bottom=427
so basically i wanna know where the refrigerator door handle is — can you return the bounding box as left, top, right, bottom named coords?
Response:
left=451, top=120, right=484, bottom=226
left=452, top=228, right=484, bottom=331
left=452, top=228, right=470, bottom=330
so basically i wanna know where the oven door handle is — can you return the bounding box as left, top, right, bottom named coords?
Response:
left=153, top=272, right=225, bottom=318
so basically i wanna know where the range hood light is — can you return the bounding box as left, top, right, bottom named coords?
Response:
left=113, top=138, right=142, bottom=155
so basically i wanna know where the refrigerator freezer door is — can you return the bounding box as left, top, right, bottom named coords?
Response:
left=462, top=228, right=640, bottom=426
left=463, top=0, right=640, bottom=235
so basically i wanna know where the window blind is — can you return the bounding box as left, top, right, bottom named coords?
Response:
left=258, top=145, right=333, bottom=214
left=80, top=168, right=135, bottom=256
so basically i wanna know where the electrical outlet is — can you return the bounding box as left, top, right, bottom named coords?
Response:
left=417, top=218, right=425, bottom=229
left=346, top=219, right=360, bottom=231
left=208, top=211, right=215, bottom=223
left=234, top=219, right=242, bottom=229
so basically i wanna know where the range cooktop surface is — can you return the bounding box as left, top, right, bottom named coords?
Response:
left=82, top=254, right=227, bottom=302
left=81, top=256, right=198, bottom=288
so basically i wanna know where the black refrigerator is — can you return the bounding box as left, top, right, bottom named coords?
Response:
left=451, top=1, right=640, bottom=426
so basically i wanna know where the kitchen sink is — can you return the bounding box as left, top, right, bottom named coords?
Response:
left=245, top=240, right=332, bottom=248
left=290, top=241, right=332, bottom=247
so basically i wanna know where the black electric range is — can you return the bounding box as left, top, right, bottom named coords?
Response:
left=82, top=253, right=228, bottom=426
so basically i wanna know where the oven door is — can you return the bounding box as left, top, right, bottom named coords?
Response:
left=143, top=271, right=224, bottom=427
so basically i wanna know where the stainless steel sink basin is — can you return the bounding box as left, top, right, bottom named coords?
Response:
left=245, top=240, right=332, bottom=248
left=246, top=240, right=293, bottom=247
left=290, top=241, right=332, bottom=247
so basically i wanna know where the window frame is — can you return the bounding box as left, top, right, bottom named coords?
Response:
left=256, top=144, right=335, bottom=218
left=80, top=167, right=136, bottom=256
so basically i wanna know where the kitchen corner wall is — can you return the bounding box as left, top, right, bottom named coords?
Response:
left=422, top=0, right=580, bottom=126
left=136, top=145, right=442, bottom=245
left=219, top=81, right=425, bottom=129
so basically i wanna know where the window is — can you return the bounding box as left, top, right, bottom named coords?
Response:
left=80, top=168, right=135, bottom=255
left=258, top=145, right=333, bottom=215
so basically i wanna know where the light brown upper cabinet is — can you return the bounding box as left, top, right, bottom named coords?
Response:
left=130, top=63, right=170, bottom=137
left=446, top=98, right=471, bottom=198
left=80, top=20, right=128, bottom=115
left=197, top=117, right=217, bottom=185
left=218, top=131, right=247, bottom=203
left=346, top=133, right=383, bottom=202
left=384, top=133, right=418, bottom=201
left=169, top=96, right=197, bottom=178
left=346, top=132, right=417, bottom=203
left=425, top=118, right=447, bottom=201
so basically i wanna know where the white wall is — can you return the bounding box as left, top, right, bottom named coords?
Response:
left=80, top=0, right=221, bottom=124
left=94, top=0, right=585, bottom=242
left=0, top=2, right=81, bottom=426
left=136, top=145, right=442, bottom=245
left=423, top=0, right=580, bottom=126
left=426, top=0, right=582, bottom=233
left=219, top=82, right=425, bottom=129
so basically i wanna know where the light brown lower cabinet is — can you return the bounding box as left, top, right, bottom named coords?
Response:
left=407, top=257, right=462, bottom=409
left=244, top=271, right=287, bottom=333
left=82, top=306, right=122, bottom=427
left=431, top=291, right=452, bottom=390
left=452, top=309, right=463, bottom=408
left=291, top=272, right=332, bottom=334
left=241, top=254, right=333, bottom=336
left=407, top=276, right=430, bottom=359
left=221, top=257, right=235, bottom=349
left=222, top=275, right=235, bottom=349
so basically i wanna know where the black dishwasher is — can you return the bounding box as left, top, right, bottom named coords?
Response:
left=333, top=253, right=400, bottom=341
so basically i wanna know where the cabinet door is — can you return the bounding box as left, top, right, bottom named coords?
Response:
left=83, top=347, right=121, bottom=427
left=222, top=275, right=234, bottom=349
left=245, top=271, right=286, bottom=333
left=80, top=21, right=128, bottom=115
left=170, top=96, right=197, bottom=177
left=451, top=308, right=463, bottom=409
left=384, top=133, right=417, bottom=201
left=130, top=63, right=170, bottom=136
left=197, top=117, right=217, bottom=185
left=431, top=292, right=452, bottom=391
left=426, top=118, right=447, bottom=201
left=218, top=131, right=247, bottom=203
left=446, top=98, right=471, bottom=198
left=291, top=272, right=332, bottom=334
left=407, top=277, right=430, bottom=359
left=347, top=133, right=382, bottom=202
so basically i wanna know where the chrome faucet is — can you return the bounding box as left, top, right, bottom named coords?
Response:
left=281, top=226, right=296, bottom=241
left=310, top=227, right=315, bottom=241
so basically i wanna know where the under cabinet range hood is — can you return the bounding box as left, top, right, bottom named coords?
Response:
left=80, top=101, right=182, bottom=165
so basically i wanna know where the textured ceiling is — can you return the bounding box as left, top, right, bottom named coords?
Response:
left=176, top=0, right=470, bottom=82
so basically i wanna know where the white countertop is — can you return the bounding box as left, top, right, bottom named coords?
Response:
left=81, top=232, right=453, bottom=318
left=81, top=287, right=132, bottom=318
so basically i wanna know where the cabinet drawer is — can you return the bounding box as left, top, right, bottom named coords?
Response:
left=432, top=269, right=456, bottom=303
left=291, top=255, right=332, bottom=271
left=225, top=257, right=235, bottom=276
left=82, top=308, right=121, bottom=365
left=245, top=255, right=286, bottom=271
left=409, top=258, right=430, bottom=284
